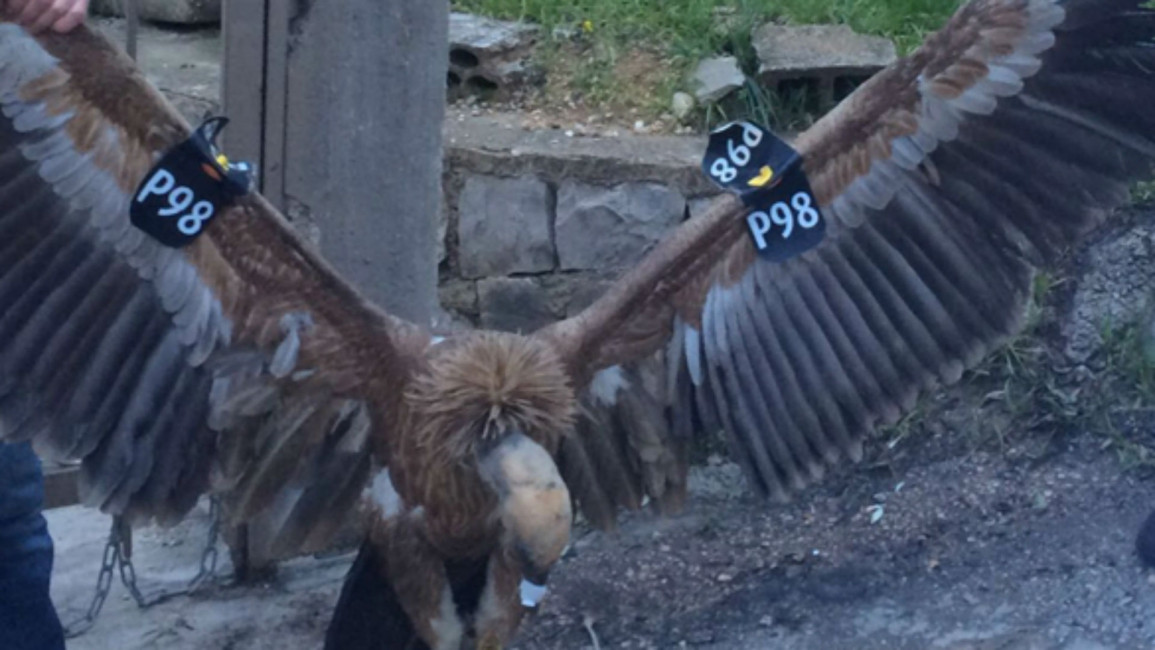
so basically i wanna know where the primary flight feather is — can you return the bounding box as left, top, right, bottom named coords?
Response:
left=0, top=0, right=1152, bottom=648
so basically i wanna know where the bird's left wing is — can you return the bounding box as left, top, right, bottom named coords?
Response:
left=540, top=0, right=1155, bottom=508
left=0, top=23, right=428, bottom=555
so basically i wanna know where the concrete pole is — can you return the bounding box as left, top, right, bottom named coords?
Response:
left=282, top=0, right=446, bottom=326
left=220, top=0, right=447, bottom=577
left=123, top=0, right=138, bottom=60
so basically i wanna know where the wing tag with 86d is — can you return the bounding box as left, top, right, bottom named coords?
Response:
left=701, top=120, right=825, bottom=263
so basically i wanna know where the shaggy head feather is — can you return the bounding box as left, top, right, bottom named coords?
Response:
left=406, top=332, right=576, bottom=463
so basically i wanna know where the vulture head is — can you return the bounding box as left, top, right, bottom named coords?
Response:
left=404, top=332, right=575, bottom=586
left=3, top=0, right=1155, bottom=648
left=477, top=430, right=572, bottom=587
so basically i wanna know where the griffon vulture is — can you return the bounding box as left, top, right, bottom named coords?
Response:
left=1, top=0, right=1153, bottom=648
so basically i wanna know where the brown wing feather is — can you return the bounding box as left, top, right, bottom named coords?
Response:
left=0, top=23, right=425, bottom=553
left=558, top=351, right=689, bottom=530
left=542, top=0, right=1155, bottom=501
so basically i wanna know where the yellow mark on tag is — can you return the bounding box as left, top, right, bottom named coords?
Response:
left=748, top=166, right=774, bottom=188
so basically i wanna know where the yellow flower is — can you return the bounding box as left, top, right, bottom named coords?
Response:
left=581, top=19, right=594, bottom=33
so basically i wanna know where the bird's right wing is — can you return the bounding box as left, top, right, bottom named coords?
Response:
left=0, top=22, right=429, bottom=556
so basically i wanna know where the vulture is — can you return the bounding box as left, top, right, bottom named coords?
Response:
left=1, top=0, right=1154, bottom=648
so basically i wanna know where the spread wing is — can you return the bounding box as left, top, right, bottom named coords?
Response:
left=541, top=0, right=1155, bottom=509
left=0, top=23, right=426, bottom=555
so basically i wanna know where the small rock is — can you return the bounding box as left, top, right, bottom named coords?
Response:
left=759, top=615, right=774, bottom=627
left=671, top=92, right=696, bottom=122
left=717, top=573, right=733, bottom=582
left=633, top=120, right=648, bottom=133
left=1032, top=491, right=1050, bottom=511
left=691, top=56, right=746, bottom=104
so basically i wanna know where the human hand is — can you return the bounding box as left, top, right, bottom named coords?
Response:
left=6, top=0, right=89, bottom=34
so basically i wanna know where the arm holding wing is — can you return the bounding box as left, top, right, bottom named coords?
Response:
left=5, top=0, right=90, bottom=34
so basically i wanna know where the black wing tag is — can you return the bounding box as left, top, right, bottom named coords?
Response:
left=130, top=117, right=256, bottom=248
left=701, top=120, right=825, bottom=263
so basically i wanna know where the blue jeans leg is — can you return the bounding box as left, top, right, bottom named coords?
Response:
left=0, top=442, right=65, bottom=650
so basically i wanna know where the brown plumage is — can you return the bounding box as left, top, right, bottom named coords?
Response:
left=2, top=0, right=1155, bottom=647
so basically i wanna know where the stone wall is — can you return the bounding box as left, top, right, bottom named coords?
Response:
left=113, top=16, right=724, bottom=336
left=438, top=114, right=720, bottom=332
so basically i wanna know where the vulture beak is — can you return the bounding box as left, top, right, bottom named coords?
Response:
left=478, top=431, right=572, bottom=607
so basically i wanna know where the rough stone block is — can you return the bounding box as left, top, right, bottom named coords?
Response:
left=754, top=24, right=896, bottom=80
left=449, top=12, right=540, bottom=100
left=91, top=0, right=221, bottom=25
left=692, top=56, right=746, bottom=104
left=457, top=175, right=557, bottom=279
left=439, top=278, right=480, bottom=320
left=478, top=277, right=558, bottom=334
left=556, top=181, right=685, bottom=271
left=754, top=23, right=895, bottom=106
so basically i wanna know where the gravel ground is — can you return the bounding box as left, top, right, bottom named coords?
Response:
left=46, top=418, right=1155, bottom=650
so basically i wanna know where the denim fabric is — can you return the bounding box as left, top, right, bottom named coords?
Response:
left=0, top=442, right=65, bottom=650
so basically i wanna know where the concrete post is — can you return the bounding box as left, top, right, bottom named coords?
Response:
left=283, top=0, right=446, bottom=325
left=220, top=0, right=447, bottom=575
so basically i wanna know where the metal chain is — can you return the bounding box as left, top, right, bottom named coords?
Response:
left=62, top=520, right=120, bottom=639
left=63, top=498, right=224, bottom=639
left=187, top=497, right=222, bottom=593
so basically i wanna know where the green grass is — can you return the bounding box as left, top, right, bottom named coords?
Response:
left=453, top=0, right=962, bottom=127
left=453, top=0, right=959, bottom=58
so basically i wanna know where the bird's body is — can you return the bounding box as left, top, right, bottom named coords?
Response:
left=3, top=0, right=1155, bottom=648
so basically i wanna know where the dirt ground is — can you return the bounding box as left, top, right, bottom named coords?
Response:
left=40, top=15, right=1155, bottom=650
left=47, top=414, right=1155, bottom=650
